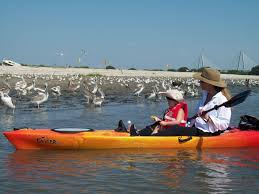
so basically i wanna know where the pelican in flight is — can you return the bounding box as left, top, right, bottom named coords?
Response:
left=0, top=90, right=15, bottom=113
left=31, top=83, right=49, bottom=109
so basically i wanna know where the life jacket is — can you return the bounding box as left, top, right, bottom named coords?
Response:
left=163, top=101, right=188, bottom=127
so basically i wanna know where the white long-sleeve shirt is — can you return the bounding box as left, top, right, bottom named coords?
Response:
left=194, top=91, right=231, bottom=133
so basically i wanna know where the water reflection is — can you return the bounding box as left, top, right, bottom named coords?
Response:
left=5, top=148, right=259, bottom=193
left=0, top=113, right=15, bottom=128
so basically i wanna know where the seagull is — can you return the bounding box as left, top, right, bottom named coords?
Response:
left=0, top=90, right=15, bottom=113
left=31, top=83, right=49, bottom=109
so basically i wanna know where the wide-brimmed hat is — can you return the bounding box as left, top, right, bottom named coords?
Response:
left=193, top=67, right=226, bottom=88
left=159, top=89, right=184, bottom=102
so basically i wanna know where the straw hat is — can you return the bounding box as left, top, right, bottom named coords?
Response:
left=193, top=67, right=226, bottom=88
left=159, top=89, right=184, bottom=102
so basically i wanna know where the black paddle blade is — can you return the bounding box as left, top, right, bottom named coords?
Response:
left=223, top=90, right=251, bottom=108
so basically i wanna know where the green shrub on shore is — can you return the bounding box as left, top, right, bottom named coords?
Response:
left=144, top=69, right=164, bottom=71
left=177, top=67, right=190, bottom=72
left=74, top=66, right=89, bottom=68
left=128, top=68, right=136, bottom=70
left=106, top=65, right=116, bottom=69
left=21, top=63, right=54, bottom=67
left=249, top=65, right=259, bottom=75
left=223, top=70, right=249, bottom=75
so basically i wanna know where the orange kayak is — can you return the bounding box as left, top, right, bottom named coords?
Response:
left=3, top=128, right=259, bottom=150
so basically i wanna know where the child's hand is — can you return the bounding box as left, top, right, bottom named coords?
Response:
left=159, top=121, right=167, bottom=126
left=151, top=115, right=161, bottom=122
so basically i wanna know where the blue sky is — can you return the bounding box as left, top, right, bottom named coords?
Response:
left=0, top=0, right=258, bottom=70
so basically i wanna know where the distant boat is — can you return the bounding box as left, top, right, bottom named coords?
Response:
left=2, top=59, right=22, bottom=67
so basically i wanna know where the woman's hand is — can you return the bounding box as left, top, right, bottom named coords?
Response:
left=197, top=107, right=205, bottom=117
left=200, top=113, right=210, bottom=122
left=197, top=107, right=211, bottom=122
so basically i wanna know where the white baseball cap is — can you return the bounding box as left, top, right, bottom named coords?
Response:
left=159, top=89, right=184, bottom=102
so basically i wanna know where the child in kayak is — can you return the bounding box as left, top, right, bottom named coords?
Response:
left=129, top=89, right=188, bottom=136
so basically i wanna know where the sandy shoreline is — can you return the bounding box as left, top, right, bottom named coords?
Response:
left=1, top=66, right=259, bottom=80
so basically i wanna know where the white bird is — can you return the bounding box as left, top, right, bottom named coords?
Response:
left=82, top=84, right=95, bottom=104
left=92, top=88, right=105, bottom=107
left=68, top=80, right=80, bottom=92
left=15, top=76, right=27, bottom=90
left=26, top=80, right=35, bottom=92
left=93, top=96, right=104, bottom=106
left=0, top=91, right=15, bottom=113
left=97, top=88, right=105, bottom=99
left=134, top=83, right=144, bottom=97
left=91, top=83, right=98, bottom=94
left=31, top=83, right=49, bottom=109
left=14, top=76, right=28, bottom=96
left=34, top=82, right=47, bottom=93
left=51, top=86, right=61, bottom=97
left=162, top=80, right=167, bottom=90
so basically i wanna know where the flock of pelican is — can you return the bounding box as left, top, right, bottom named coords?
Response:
left=0, top=73, right=258, bottom=114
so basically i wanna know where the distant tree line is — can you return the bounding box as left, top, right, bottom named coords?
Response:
left=19, top=63, right=259, bottom=75
left=93, top=64, right=259, bottom=75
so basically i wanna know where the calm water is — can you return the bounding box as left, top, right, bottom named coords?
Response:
left=0, top=86, right=259, bottom=193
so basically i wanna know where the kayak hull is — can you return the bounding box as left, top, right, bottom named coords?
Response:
left=3, top=128, right=259, bottom=150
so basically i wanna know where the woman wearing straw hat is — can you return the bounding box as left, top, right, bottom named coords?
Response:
left=151, top=67, right=232, bottom=136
